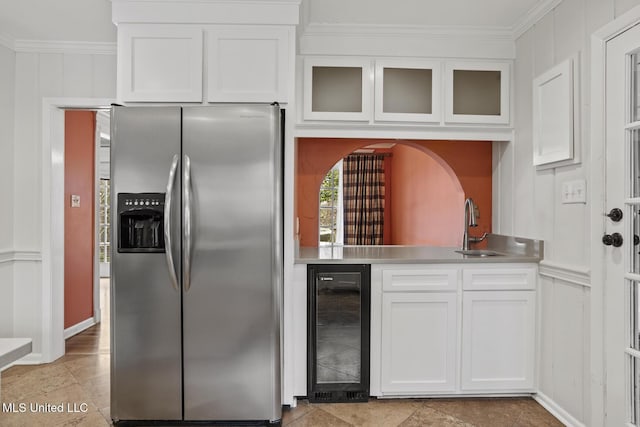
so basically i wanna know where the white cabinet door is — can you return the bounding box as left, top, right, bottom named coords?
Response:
left=380, top=292, right=457, bottom=393
left=303, top=57, right=373, bottom=121
left=118, top=24, right=203, bottom=102
left=374, top=59, right=441, bottom=123
left=207, top=27, right=290, bottom=103
left=444, top=61, right=510, bottom=124
left=461, top=291, right=535, bottom=391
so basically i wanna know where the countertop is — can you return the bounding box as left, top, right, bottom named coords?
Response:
left=295, top=234, right=543, bottom=264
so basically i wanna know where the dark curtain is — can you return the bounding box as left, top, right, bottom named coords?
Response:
left=343, top=154, right=385, bottom=245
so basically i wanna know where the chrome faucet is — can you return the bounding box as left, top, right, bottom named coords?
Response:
left=462, top=197, right=477, bottom=250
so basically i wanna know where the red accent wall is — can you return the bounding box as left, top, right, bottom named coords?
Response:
left=64, top=111, right=96, bottom=329
left=295, top=138, right=492, bottom=248
left=389, top=143, right=464, bottom=246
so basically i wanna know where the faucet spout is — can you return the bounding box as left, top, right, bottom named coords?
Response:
left=462, top=197, right=478, bottom=250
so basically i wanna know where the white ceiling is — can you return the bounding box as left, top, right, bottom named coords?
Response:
left=0, top=0, right=549, bottom=44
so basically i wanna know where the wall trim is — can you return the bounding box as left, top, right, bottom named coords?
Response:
left=10, top=352, right=43, bottom=366
left=42, top=97, right=116, bottom=364
left=0, top=251, right=42, bottom=264
left=512, top=0, right=563, bottom=39
left=63, top=318, right=96, bottom=340
left=13, top=40, right=116, bottom=55
left=538, top=260, right=591, bottom=288
left=534, top=392, right=586, bottom=427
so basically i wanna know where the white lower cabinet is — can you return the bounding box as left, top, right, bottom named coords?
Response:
left=461, top=290, right=536, bottom=391
left=375, top=263, right=537, bottom=397
left=380, top=292, right=457, bottom=393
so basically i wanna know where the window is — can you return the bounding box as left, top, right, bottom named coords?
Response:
left=319, top=161, right=343, bottom=246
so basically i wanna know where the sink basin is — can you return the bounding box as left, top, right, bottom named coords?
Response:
left=455, top=249, right=505, bottom=257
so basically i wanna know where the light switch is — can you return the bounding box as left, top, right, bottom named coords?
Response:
left=71, top=195, right=81, bottom=208
left=561, top=179, right=586, bottom=204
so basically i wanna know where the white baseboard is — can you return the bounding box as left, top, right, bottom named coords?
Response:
left=64, top=318, right=96, bottom=340
left=5, top=352, right=43, bottom=367
left=534, top=392, right=585, bottom=427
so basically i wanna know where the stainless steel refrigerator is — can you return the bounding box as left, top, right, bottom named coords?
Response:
left=110, top=104, right=283, bottom=425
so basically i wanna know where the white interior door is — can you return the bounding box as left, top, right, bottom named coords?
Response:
left=604, top=22, right=640, bottom=427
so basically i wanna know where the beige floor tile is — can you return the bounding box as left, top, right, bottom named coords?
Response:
left=283, top=400, right=315, bottom=425
left=2, top=363, right=78, bottom=402
left=399, top=405, right=474, bottom=427
left=62, top=354, right=110, bottom=383
left=513, top=400, right=565, bottom=427
left=319, top=399, right=421, bottom=426
left=424, top=397, right=524, bottom=427
left=287, top=408, right=352, bottom=427
left=0, top=383, right=101, bottom=427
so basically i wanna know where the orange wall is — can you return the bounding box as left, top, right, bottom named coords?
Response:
left=295, top=138, right=492, bottom=247
left=64, top=111, right=96, bottom=329
left=389, top=143, right=464, bottom=246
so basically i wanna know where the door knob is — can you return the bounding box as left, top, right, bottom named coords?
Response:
left=605, top=208, right=623, bottom=222
left=603, top=232, right=624, bottom=247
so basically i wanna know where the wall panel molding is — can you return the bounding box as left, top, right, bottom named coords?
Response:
left=0, top=251, right=42, bottom=264
left=13, top=40, right=116, bottom=55
left=539, top=260, right=590, bottom=288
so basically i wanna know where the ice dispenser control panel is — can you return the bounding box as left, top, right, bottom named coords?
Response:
left=117, top=193, right=165, bottom=253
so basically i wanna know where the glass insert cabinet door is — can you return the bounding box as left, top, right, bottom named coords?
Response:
left=307, top=264, right=370, bottom=403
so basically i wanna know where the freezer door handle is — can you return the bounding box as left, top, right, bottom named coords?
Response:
left=183, top=154, right=193, bottom=292
left=164, top=154, right=180, bottom=292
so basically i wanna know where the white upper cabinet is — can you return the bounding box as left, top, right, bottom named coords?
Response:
left=207, top=27, right=290, bottom=103
left=374, top=59, right=441, bottom=123
left=303, top=57, right=372, bottom=121
left=118, top=25, right=204, bottom=102
left=112, top=0, right=299, bottom=104
left=301, top=56, right=511, bottom=127
left=444, top=61, right=510, bottom=124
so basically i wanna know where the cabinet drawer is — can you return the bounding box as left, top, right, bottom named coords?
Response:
left=463, top=267, right=536, bottom=291
left=382, top=268, right=458, bottom=292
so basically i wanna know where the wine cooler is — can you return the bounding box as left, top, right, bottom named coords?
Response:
left=307, top=264, right=370, bottom=403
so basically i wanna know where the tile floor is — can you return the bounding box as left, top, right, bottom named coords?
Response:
left=0, top=279, right=564, bottom=426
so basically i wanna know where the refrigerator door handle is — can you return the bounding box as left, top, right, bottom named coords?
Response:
left=183, top=154, right=193, bottom=292
left=164, top=154, right=180, bottom=292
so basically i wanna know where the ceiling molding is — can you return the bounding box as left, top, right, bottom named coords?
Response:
left=302, top=23, right=514, bottom=39
left=0, top=33, right=15, bottom=51
left=512, top=0, right=563, bottom=39
left=13, top=40, right=116, bottom=55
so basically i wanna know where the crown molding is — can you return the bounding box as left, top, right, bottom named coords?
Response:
left=301, top=23, right=513, bottom=39
left=512, top=0, right=564, bottom=39
left=13, top=40, right=116, bottom=55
